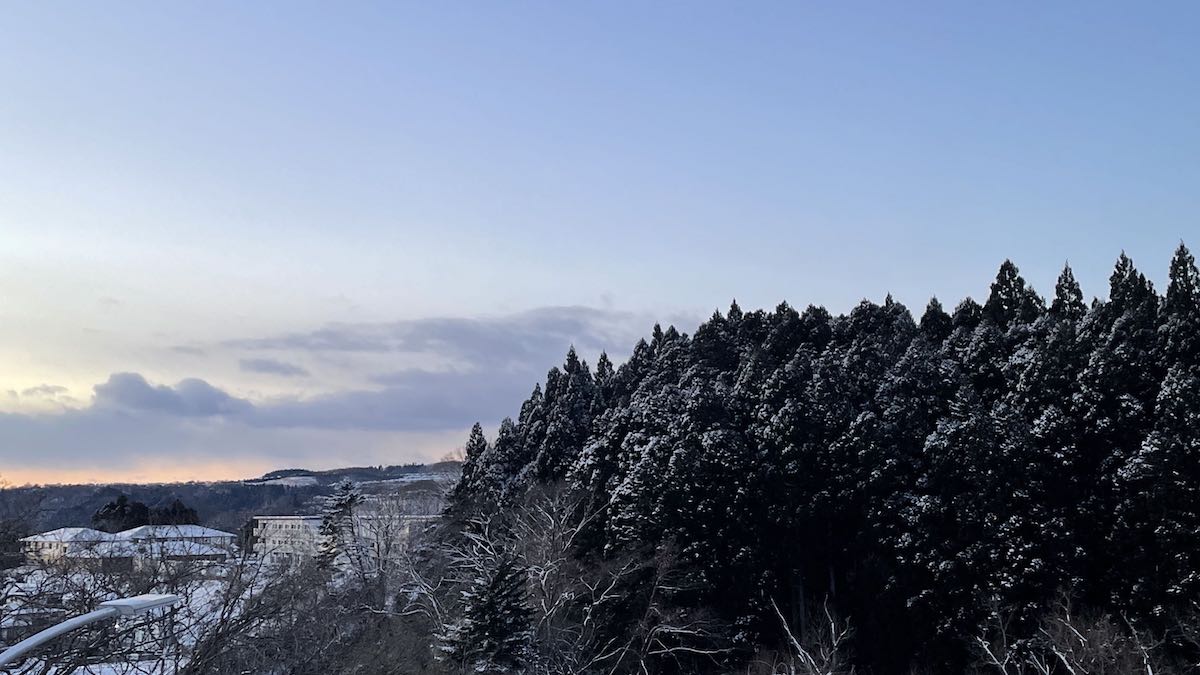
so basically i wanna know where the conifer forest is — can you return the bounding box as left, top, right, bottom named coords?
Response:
left=439, top=246, right=1200, bottom=673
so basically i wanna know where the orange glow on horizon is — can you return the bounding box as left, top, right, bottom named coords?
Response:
left=3, top=457, right=277, bottom=487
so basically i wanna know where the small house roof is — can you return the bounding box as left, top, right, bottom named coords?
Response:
left=69, top=541, right=138, bottom=558
left=141, top=540, right=227, bottom=558
left=20, top=527, right=113, bottom=543
left=115, top=525, right=237, bottom=540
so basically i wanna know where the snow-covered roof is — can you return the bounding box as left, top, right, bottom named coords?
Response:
left=20, top=527, right=113, bottom=543
left=114, top=525, right=237, bottom=540
left=21, top=524, right=237, bottom=544
left=69, top=541, right=138, bottom=558
left=253, top=515, right=323, bottom=521
left=139, top=540, right=227, bottom=558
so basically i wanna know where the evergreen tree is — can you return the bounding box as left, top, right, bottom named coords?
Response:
left=1159, top=243, right=1200, bottom=366
left=899, top=387, right=1031, bottom=641
left=657, top=365, right=758, bottom=634
left=1112, top=244, right=1200, bottom=612
left=850, top=312, right=959, bottom=662
left=594, top=351, right=616, bottom=407
left=1114, top=365, right=1200, bottom=613
left=438, top=524, right=532, bottom=674
left=951, top=297, right=983, bottom=332
left=1049, top=263, right=1086, bottom=319
left=435, top=250, right=1195, bottom=673
left=524, top=347, right=598, bottom=484
left=983, top=259, right=1045, bottom=330
left=150, top=498, right=200, bottom=525
left=1000, top=264, right=1090, bottom=607
left=475, top=418, right=523, bottom=505
left=1074, top=254, right=1161, bottom=604
left=317, top=479, right=365, bottom=569
left=91, top=495, right=152, bottom=533
left=605, top=326, right=693, bottom=550
left=449, top=422, right=490, bottom=508
left=919, top=297, right=952, bottom=344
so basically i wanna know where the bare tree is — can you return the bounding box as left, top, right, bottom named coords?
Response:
left=746, top=598, right=853, bottom=675
left=970, top=595, right=1166, bottom=675
left=1032, top=597, right=1163, bottom=675
left=510, top=488, right=639, bottom=674
left=413, top=486, right=740, bottom=675
left=0, top=549, right=312, bottom=674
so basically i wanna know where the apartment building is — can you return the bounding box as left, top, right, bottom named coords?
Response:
left=20, top=524, right=237, bottom=569
left=249, top=513, right=438, bottom=566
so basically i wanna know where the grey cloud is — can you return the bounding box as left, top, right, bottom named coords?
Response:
left=1, top=305, right=698, bottom=479
left=171, top=345, right=206, bottom=356
left=218, top=305, right=694, bottom=431
left=239, top=358, right=310, bottom=377
left=44, top=306, right=693, bottom=433
left=75, top=368, right=534, bottom=432
left=0, top=408, right=460, bottom=484
left=93, top=373, right=253, bottom=417
left=225, top=305, right=679, bottom=371
left=250, top=369, right=532, bottom=432
left=77, top=369, right=531, bottom=432
left=21, top=384, right=69, bottom=398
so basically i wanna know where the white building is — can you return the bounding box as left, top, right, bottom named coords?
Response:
left=249, top=513, right=437, bottom=566
left=19, top=524, right=238, bottom=568
left=19, top=528, right=113, bottom=564
left=249, top=515, right=324, bottom=565
left=114, top=524, right=237, bottom=549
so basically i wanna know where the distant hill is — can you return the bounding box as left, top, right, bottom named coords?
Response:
left=1, top=461, right=460, bottom=537
left=248, top=461, right=460, bottom=487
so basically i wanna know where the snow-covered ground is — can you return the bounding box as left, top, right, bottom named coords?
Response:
left=360, top=472, right=457, bottom=485
left=2, top=560, right=262, bottom=675
left=249, top=475, right=319, bottom=487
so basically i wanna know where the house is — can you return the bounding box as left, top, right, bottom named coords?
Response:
left=114, top=525, right=237, bottom=550
left=19, top=528, right=115, bottom=564
left=19, top=524, right=237, bottom=568
left=65, top=541, right=138, bottom=573
left=114, top=525, right=236, bottom=568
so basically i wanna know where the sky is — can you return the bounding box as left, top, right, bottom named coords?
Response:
left=2, top=2, right=1199, bottom=484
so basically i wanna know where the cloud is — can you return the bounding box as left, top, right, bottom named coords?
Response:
left=87, top=305, right=689, bottom=432
left=11, top=370, right=522, bottom=433
left=9, top=384, right=79, bottom=408
left=0, top=377, right=480, bottom=483
left=0, top=408, right=466, bottom=485
left=20, top=384, right=69, bottom=398
left=249, top=368, right=533, bottom=431
left=239, top=358, right=310, bottom=377
left=0, top=305, right=697, bottom=482
left=93, top=373, right=252, bottom=417
left=170, top=345, right=206, bottom=356
left=219, top=305, right=693, bottom=431
left=225, top=305, right=686, bottom=371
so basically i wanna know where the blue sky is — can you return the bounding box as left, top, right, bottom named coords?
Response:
left=1, top=2, right=1198, bottom=483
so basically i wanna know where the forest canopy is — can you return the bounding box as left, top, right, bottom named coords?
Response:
left=443, top=245, right=1200, bottom=673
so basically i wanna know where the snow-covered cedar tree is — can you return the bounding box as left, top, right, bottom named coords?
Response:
left=317, top=478, right=365, bottom=569
left=437, top=521, right=533, bottom=674
left=432, top=249, right=1199, bottom=673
